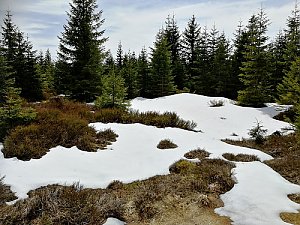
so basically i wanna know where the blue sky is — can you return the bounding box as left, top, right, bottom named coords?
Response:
left=0, top=0, right=296, bottom=59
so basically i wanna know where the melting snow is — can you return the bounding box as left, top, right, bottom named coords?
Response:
left=0, top=93, right=299, bottom=225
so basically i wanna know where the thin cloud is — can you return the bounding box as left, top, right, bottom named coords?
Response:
left=0, top=0, right=296, bottom=59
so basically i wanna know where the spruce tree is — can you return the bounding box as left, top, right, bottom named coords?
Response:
left=0, top=55, right=15, bottom=104
left=277, top=57, right=300, bottom=105
left=137, top=47, right=150, bottom=97
left=213, top=32, right=232, bottom=97
left=1, top=11, right=42, bottom=101
left=95, top=67, right=128, bottom=109
left=120, top=52, right=139, bottom=99
left=57, top=0, right=107, bottom=101
left=182, top=15, right=201, bottom=89
left=149, top=31, right=176, bottom=97
left=164, top=15, right=185, bottom=89
left=231, top=21, right=248, bottom=99
left=238, top=9, right=272, bottom=107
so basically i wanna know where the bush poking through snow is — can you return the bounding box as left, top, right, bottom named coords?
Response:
left=157, top=139, right=178, bottom=149
left=222, top=153, right=260, bottom=162
left=96, top=129, right=119, bottom=149
left=3, top=109, right=118, bottom=160
left=184, top=148, right=210, bottom=160
left=0, top=176, right=17, bottom=204
left=208, top=100, right=225, bottom=107
left=248, top=121, right=268, bottom=144
left=0, top=158, right=235, bottom=224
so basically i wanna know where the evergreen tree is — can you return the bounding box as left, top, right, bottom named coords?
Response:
left=116, top=41, right=123, bottom=69
left=182, top=15, right=201, bottom=89
left=213, top=32, right=232, bottom=97
left=0, top=55, right=15, bottom=104
left=121, top=52, right=139, bottom=99
left=1, top=11, right=42, bottom=101
left=231, top=21, right=248, bottom=99
left=238, top=9, right=272, bottom=106
left=270, top=31, right=287, bottom=98
left=164, top=15, right=185, bottom=89
left=149, top=31, right=176, bottom=97
left=57, top=0, right=107, bottom=101
left=137, top=47, right=150, bottom=97
left=277, top=57, right=300, bottom=105
left=36, top=49, right=55, bottom=98
left=283, top=2, right=300, bottom=73
left=191, top=27, right=212, bottom=95
left=95, top=67, right=128, bottom=109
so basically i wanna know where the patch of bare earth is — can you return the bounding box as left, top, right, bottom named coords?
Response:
left=223, top=133, right=300, bottom=224
left=0, top=158, right=234, bottom=225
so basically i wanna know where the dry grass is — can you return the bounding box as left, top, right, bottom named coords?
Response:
left=157, top=139, right=178, bottom=149
left=0, top=176, right=16, bottom=205
left=223, top=133, right=300, bottom=185
left=0, top=158, right=235, bottom=224
left=223, top=133, right=300, bottom=224
left=209, top=100, right=225, bottom=107
left=184, top=148, right=210, bottom=160
left=222, top=153, right=260, bottom=162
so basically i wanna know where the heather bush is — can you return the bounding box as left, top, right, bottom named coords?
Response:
left=222, top=153, right=260, bottom=162
left=2, top=108, right=119, bottom=160
left=157, top=139, right=178, bottom=149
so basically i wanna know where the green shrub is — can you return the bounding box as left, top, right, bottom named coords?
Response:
left=0, top=96, right=36, bottom=141
left=248, top=121, right=268, bottom=144
left=157, top=139, right=178, bottom=149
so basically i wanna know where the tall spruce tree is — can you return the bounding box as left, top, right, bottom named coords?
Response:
left=277, top=57, right=300, bottom=105
left=137, top=47, right=150, bottom=97
left=164, top=15, right=185, bottom=89
left=149, top=31, right=176, bottom=97
left=0, top=55, right=15, bottom=104
left=231, top=21, right=248, bottom=99
left=1, top=11, right=42, bottom=101
left=121, top=52, right=139, bottom=99
left=57, top=0, right=107, bottom=101
left=182, top=15, right=201, bottom=89
left=238, top=9, right=272, bottom=106
left=194, top=26, right=210, bottom=94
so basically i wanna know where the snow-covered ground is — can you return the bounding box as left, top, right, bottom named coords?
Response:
left=0, top=93, right=299, bottom=225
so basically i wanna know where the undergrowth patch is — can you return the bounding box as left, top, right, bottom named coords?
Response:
left=157, top=139, right=178, bottom=149
left=184, top=148, right=210, bottom=160
left=0, top=158, right=235, bottom=224
left=222, top=153, right=260, bottom=162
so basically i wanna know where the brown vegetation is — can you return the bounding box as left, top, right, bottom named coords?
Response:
left=222, top=153, right=260, bottom=162
left=223, top=133, right=300, bottom=224
left=157, top=139, right=178, bottom=149
left=184, top=148, right=210, bottom=160
left=0, top=158, right=234, bottom=225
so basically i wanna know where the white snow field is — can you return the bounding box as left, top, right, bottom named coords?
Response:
left=0, top=93, right=299, bottom=225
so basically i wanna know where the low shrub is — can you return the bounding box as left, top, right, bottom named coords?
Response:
left=222, top=153, right=260, bottom=162
left=157, top=139, right=178, bottom=149
left=184, top=148, right=210, bottom=160
left=209, top=100, right=224, bottom=107
left=93, top=109, right=197, bottom=131
left=3, top=109, right=118, bottom=160
left=0, top=176, right=17, bottom=204
left=248, top=121, right=268, bottom=144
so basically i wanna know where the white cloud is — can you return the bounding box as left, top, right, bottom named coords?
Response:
left=0, top=0, right=296, bottom=59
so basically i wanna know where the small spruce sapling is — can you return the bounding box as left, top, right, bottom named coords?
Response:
left=248, top=120, right=268, bottom=144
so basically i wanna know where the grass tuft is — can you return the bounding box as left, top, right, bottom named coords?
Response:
left=209, top=100, right=225, bottom=107
left=157, top=139, right=178, bottom=149
left=222, top=153, right=260, bottom=162
left=184, top=148, right=210, bottom=160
